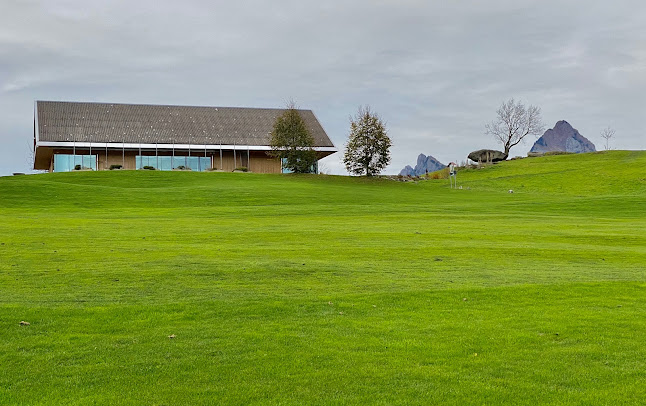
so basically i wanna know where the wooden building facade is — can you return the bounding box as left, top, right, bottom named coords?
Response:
left=33, top=101, right=337, bottom=173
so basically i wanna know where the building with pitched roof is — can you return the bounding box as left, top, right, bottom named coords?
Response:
left=33, top=101, right=337, bottom=173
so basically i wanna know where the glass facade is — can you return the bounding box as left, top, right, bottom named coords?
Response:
left=53, top=154, right=97, bottom=172
left=281, top=158, right=318, bottom=174
left=136, top=156, right=211, bottom=171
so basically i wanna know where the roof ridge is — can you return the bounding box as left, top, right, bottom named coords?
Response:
left=36, top=100, right=314, bottom=112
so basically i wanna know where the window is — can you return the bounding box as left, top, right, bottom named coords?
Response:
left=136, top=156, right=211, bottom=171
left=53, top=154, right=97, bottom=172
left=281, top=158, right=318, bottom=174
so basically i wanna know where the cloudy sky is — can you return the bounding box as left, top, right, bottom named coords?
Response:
left=1, top=0, right=645, bottom=176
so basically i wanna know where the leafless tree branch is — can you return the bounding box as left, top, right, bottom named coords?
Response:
left=600, top=127, right=615, bottom=151
left=485, top=98, right=545, bottom=157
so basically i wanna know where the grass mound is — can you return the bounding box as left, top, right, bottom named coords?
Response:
left=1, top=151, right=645, bottom=404
left=459, top=150, right=646, bottom=196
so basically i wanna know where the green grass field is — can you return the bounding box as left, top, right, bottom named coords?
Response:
left=1, top=150, right=645, bottom=405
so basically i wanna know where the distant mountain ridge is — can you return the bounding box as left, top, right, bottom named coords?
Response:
left=530, top=120, right=596, bottom=154
left=399, top=154, right=445, bottom=176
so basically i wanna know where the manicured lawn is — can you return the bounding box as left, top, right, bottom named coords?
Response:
left=1, top=151, right=645, bottom=404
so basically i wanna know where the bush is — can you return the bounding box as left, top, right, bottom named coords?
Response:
left=110, top=164, right=122, bottom=170
left=143, top=166, right=155, bottom=170
left=430, top=168, right=449, bottom=179
left=74, top=164, right=82, bottom=170
left=234, top=167, right=249, bottom=172
left=176, top=165, right=187, bottom=170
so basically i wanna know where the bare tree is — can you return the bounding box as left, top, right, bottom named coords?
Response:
left=317, top=161, right=331, bottom=175
left=26, top=141, right=35, bottom=170
left=600, top=127, right=615, bottom=150
left=485, top=98, right=545, bottom=158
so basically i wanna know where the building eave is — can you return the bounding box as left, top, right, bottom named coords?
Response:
left=35, top=140, right=338, bottom=153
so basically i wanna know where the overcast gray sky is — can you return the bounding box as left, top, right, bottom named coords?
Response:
left=1, top=0, right=645, bottom=176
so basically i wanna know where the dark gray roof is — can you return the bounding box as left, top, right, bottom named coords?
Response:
left=36, top=101, right=334, bottom=147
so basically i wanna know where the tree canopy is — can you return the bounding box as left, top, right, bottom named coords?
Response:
left=343, top=106, right=391, bottom=176
left=268, top=103, right=318, bottom=173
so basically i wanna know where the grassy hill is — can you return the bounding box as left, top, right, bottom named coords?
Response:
left=1, top=151, right=645, bottom=404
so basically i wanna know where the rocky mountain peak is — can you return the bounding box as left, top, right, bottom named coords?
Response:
left=530, top=120, right=596, bottom=154
left=399, top=153, right=445, bottom=176
left=554, top=120, right=573, bottom=131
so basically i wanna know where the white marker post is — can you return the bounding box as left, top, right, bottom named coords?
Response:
left=448, top=162, right=457, bottom=189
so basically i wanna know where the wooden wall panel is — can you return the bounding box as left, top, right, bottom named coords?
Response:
left=249, top=151, right=281, bottom=173
left=103, top=151, right=136, bottom=170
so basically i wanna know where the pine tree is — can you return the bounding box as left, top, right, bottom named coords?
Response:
left=344, top=106, right=391, bottom=176
left=268, top=102, right=318, bottom=173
